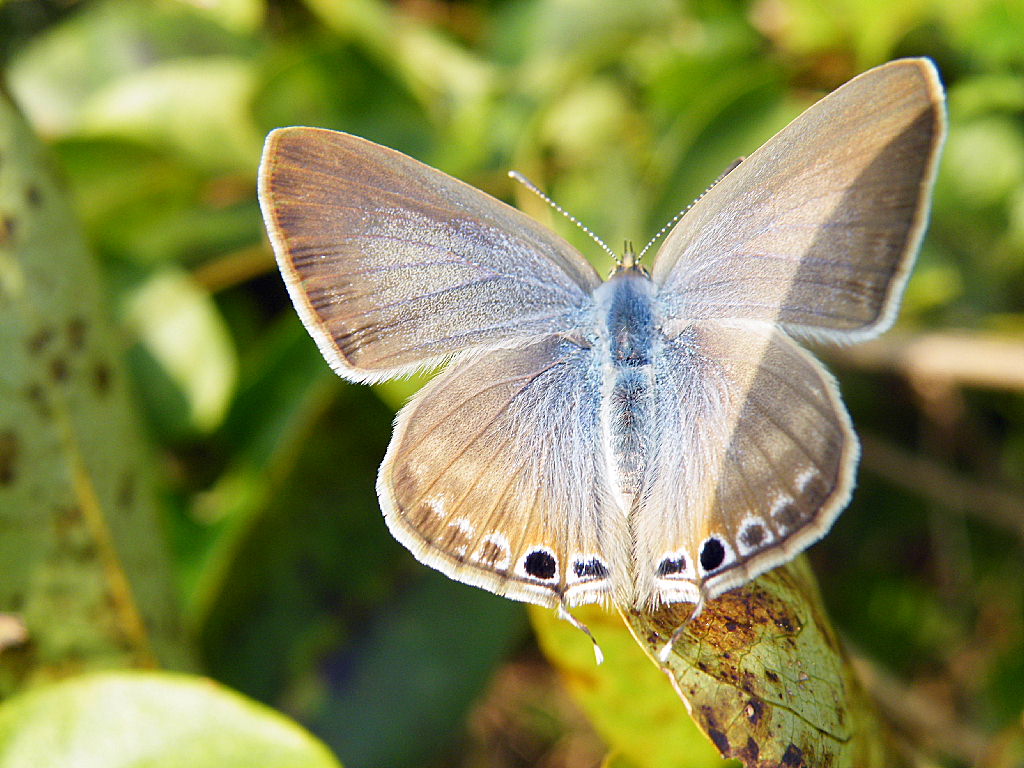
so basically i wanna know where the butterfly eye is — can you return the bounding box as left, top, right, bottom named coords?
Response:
left=445, top=518, right=475, bottom=557
left=522, top=549, right=558, bottom=580
left=698, top=536, right=733, bottom=574
left=656, top=555, right=688, bottom=577
left=472, top=533, right=511, bottom=571
left=770, top=496, right=801, bottom=533
left=571, top=557, right=609, bottom=580
left=737, top=517, right=773, bottom=555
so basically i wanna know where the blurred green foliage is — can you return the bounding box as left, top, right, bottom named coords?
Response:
left=0, top=670, right=343, bottom=768
left=1, top=0, right=1022, bottom=766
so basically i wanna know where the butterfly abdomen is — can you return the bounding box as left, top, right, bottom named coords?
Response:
left=594, top=269, right=660, bottom=503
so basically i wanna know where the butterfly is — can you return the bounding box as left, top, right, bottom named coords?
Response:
left=258, top=58, right=945, bottom=657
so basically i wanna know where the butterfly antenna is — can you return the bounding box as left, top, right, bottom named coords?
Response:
left=637, top=208, right=686, bottom=260
left=556, top=601, right=605, bottom=665
left=638, top=156, right=745, bottom=259
left=509, top=170, right=617, bottom=262
left=657, top=588, right=707, bottom=664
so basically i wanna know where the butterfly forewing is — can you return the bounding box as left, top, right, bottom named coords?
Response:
left=378, top=336, right=631, bottom=608
left=635, top=321, right=856, bottom=606
left=651, top=58, right=945, bottom=343
left=259, top=128, right=601, bottom=382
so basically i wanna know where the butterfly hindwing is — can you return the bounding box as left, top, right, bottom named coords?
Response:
left=634, top=320, right=857, bottom=606
left=378, top=335, right=631, bottom=609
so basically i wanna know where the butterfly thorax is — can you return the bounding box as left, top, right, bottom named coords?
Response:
left=592, top=268, right=660, bottom=507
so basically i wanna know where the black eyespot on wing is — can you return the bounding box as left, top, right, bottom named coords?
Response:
left=700, top=538, right=726, bottom=572
left=476, top=540, right=509, bottom=570
left=740, top=522, right=766, bottom=550
left=573, top=558, right=609, bottom=579
left=657, top=555, right=687, bottom=576
left=524, top=550, right=557, bottom=580
left=774, top=503, right=803, bottom=531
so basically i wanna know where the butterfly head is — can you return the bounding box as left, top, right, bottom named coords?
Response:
left=612, top=241, right=650, bottom=277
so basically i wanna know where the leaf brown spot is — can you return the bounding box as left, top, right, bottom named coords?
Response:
left=25, top=384, right=50, bottom=419
left=707, top=727, right=730, bottom=755
left=624, top=558, right=864, bottom=765
left=118, top=471, right=136, bottom=510
left=775, top=615, right=796, bottom=633
left=738, top=670, right=758, bottom=696
left=670, top=584, right=803, bottom=653
left=74, top=540, right=98, bottom=563
left=54, top=505, right=84, bottom=539
left=25, top=185, right=42, bottom=208
left=781, top=744, right=806, bottom=767
left=49, top=356, right=69, bottom=382
left=93, top=361, right=112, bottom=395
left=0, top=430, right=19, bottom=485
left=746, top=697, right=765, bottom=725
left=0, top=215, right=16, bottom=247
left=738, top=736, right=760, bottom=763
left=27, top=326, right=55, bottom=354
left=67, top=317, right=87, bottom=351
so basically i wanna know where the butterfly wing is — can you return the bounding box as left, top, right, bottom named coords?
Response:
left=635, top=321, right=856, bottom=606
left=259, top=128, right=601, bottom=382
left=378, top=336, right=630, bottom=608
left=636, top=58, right=945, bottom=606
left=651, top=58, right=945, bottom=343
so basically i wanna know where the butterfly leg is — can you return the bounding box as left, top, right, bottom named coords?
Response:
left=657, top=586, right=707, bottom=664
left=556, top=600, right=605, bottom=665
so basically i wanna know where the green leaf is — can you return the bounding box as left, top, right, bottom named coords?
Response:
left=302, top=0, right=495, bottom=143
left=530, top=604, right=731, bottom=768
left=185, top=319, right=345, bottom=641
left=306, top=573, right=527, bottom=768
left=79, top=57, right=264, bottom=174
left=7, top=0, right=254, bottom=139
left=181, top=0, right=266, bottom=34
left=940, top=115, right=1024, bottom=209
left=124, top=268, right=238, bottom=434
left=0, top=671, right=342, bottom=768
left=625, top=559, right=901, bottom=768
left=0, top=90, right=191, bottom=692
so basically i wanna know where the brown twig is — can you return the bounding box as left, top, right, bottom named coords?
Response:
left=859, top=433, right=1024, bottom=543
left=849, top=650, right=991, bottom=767
left=828, top=331, right=1024, bottom=391
left=192, top=245, right=276, bottom=293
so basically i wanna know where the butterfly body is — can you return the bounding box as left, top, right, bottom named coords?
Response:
left=259, top=59, right=946, bottom=623
left=593, top=265, right=659, bottom=505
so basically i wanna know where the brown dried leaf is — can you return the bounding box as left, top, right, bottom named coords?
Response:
left=624, top=558, right=902, bottom=768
